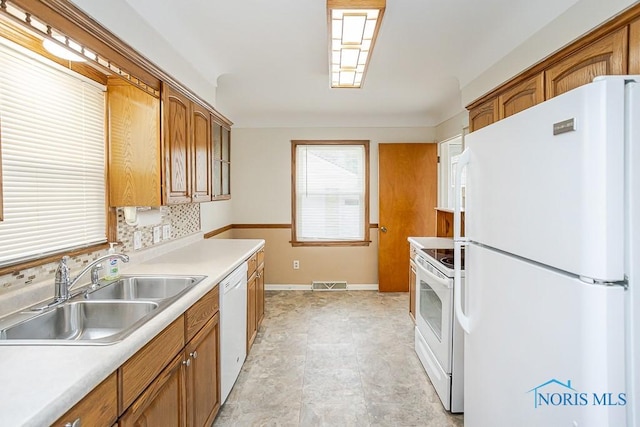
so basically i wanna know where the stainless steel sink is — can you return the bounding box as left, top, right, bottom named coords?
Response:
left=0, top=274, right=207, bottom=345
left=0, top=300, right=158, bottom=344
left=85, top=275, right=206, bottom=302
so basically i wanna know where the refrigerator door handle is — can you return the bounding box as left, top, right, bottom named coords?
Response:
left=454, top=239, right=471, bottom=333
left=454, top=148, right=471, bottom=333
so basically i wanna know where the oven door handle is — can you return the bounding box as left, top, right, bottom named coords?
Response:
left=415, top=258, right=450, bottom=290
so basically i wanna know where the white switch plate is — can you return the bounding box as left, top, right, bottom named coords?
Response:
left=133, top=231, right=142, bottom=250
left=153, top=226, right=161, bottom=244
left=162, top=224, right=171, bottom=240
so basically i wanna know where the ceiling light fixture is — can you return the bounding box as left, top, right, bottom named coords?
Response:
left=43, top=35, right=86, bottom=62
left=327, top=0, right=385, bottom=88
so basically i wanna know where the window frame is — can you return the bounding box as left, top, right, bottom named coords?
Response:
left=0, top=23, right=111, bottom=276
left=291, top=140, right=370, bottom=247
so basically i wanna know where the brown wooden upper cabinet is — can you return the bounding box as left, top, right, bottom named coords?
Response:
left=163, top=84, right=213, bottom=204
left=545, top=27, right=627, bottom=99
left=108, top=78, right=162, bottom=207
left=211, top=119, right=231, bottom=200
left=469, top=97, right=498, bottom=132
left=467, top=4, right=638, bottom=133
left=498, top=73, right=544, bottom=120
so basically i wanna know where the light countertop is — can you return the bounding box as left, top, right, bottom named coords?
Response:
left=0, top=237, right=264, bottom=427
left=408, top=236, right=455, bottom=249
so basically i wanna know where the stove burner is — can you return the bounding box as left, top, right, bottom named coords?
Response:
left=440, top=256, right=454, bottom=268
left=421, top=247, right=465, bottom=270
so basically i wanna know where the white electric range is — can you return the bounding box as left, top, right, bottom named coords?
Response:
left=409, top=237, right=464, bottom=413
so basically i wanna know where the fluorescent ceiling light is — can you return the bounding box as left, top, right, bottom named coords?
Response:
left=327, top=0, right=385, bottom=88
left=43, top=35, right=86, bottom=62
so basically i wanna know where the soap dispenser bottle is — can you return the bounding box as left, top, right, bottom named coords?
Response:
left=105, top=242, right=120, bottom=280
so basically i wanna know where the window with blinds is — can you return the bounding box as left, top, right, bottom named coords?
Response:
left=0, top=38, right=106, bottom=267
left=292, top=141, right=369, bottom=245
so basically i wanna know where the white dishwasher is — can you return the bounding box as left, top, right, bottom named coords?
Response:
left=219, top=262, right=248, bottom=404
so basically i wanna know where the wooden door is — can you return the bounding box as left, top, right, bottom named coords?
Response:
left=185, top=313, right=220, bottom=427
left=191, top=103, right=212, bottom=202
left=163, top=85, right=191, bottom=203
left=378, top=143, right=437, bottom=292
left=120, top=352, right=187, bottom=427
left=545, top=27, right=627, bottom=99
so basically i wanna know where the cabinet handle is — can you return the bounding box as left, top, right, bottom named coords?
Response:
left=183, top=359, right=191, bottom=367
left=64, top=419, right=81, bottom=427
left=190, top=351, right=198, bottom=359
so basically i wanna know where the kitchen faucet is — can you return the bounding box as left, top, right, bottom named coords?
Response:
left=54, top=253, right=130, bottom=302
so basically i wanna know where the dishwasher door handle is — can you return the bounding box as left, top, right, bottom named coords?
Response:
left=224, top=279, right=245, bottom=293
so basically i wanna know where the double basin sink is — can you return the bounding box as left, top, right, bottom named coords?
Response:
left=0, top=275, right=206, bottom=345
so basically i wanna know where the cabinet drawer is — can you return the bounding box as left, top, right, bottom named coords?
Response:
left=52, top=373, right=117, bottom=427
left=119, top=316, right=185, bottom=414
left=247, top=252, right=258, bottom=277
left=185, top=285, right=219, bottom=342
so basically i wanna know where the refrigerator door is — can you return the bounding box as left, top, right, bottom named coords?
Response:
left=464, top=77, right=628, bottom=281
left=464, top=243, right=626, bottom=427
left=625, top=81, right=639, bottom=425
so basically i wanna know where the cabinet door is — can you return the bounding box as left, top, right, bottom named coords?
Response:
left=163, top=86, right=191, bottom=204
left=630, top=18, right=640, bottom=74
left=498, top=73, right=544, bottom=119
left=120, top=352, right=188, bottom=427
left=469, top=97, right=498, bottom=132
left=256, top=264, right=265, bottom=328
left=545, top=27, right=627, bottom=99
left=108, top=78, right=161, bottom=207
left=185, top=313, right=220, bottom=427
left=247, top=272, right=257, bottom=351
left=191, top=103, right=212, bottom=202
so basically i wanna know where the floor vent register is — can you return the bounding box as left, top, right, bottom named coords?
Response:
left=311, top=281, right=348, bottom=291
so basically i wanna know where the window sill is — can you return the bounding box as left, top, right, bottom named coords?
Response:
left=290, top=240, right=371, bottom=247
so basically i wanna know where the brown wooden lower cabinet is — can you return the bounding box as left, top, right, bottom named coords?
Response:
left=52, top=284, right=222, bottom=427
left=247, top=270, right=257, bottom=350
left=121, top=306, right=221, bottom=427
left=53, top=373, right=118, bottom=427
left=185, top=313, right=221, bottom=427
left=409, top=256, right=416, bottom=323
left=119, top=352, right=188, bottom=427
left=246, top=246, right=265, bottom=352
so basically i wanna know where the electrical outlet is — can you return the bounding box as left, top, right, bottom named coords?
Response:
left=153, top=226, right=161, bottom=244
left=133, top=230, right=142, bottom=250
left=293, top=260, right=300, bottom=270
left=162, top=224, right=171, bottom=240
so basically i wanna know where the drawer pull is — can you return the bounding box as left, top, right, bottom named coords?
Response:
left=64, top=419, right=81, bottom=427
left=183, top=359, right=191, bottom=367
left=190, top=351, right=198, bottom=359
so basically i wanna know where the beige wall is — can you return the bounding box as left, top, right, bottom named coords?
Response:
left=435, top=111, right=469, bottom=143
left=232, top=228, right=378, bottom=287
left=460, top=0, right=637, bottom=106
left=231, top=127, right=436, bottom=225
left=204, top=126, right=437, bottom=287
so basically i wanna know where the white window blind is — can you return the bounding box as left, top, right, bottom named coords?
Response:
left=0, top=39, right=106, bottom=266
left=295, top=144, right=366, bottom=241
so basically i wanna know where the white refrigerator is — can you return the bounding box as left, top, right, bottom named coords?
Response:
left=453, top=76, right=638, bottom=426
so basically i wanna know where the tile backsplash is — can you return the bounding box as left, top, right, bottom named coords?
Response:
left=0, top=204, right=201, bottom=295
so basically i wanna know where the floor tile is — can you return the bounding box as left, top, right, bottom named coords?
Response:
left=213, top=290, right=464, bottom=427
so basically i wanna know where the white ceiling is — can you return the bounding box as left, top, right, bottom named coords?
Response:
left=121, top=0, right=582, bottom=128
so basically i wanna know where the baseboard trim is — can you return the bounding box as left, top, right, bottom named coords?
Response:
left=265, top=284, right=379, bottom=291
